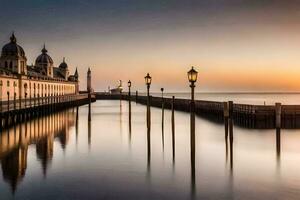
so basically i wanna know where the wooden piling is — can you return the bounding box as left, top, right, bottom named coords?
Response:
left=224, top=102, right=229, bottom=140
left=275, top=103, right=282, bottom=129
left=172, top=96, right=175, bottom=162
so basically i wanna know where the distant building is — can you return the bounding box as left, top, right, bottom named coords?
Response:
left=87, top=67, right=92, bottom=93
left=110, top=80, right=123, bottom=94
left=0, top=33, right=79, bottom=101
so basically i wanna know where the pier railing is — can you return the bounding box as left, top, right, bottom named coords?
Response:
left=96, top=93, right=300, bottom=129
left=0, top=93, right=96, bottom=129
left=0, top=93, right=96, bottom=113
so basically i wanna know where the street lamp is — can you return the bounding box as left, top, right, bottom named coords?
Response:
left=0, top=81, right=2, bottom=112
left=145, top=73, right=152, bottom=129
left=13, top=82, right=16, bottom=110
left=145, top=73, right=152, bottom=92
left=187, top=67, right=198, bottom=102
left=128, top=80, right=131, bottom=97
left=161, top=88, right=164, bottom=98
left=24, top=84, right=28, bottom=108
left=187, top=66, right=198, bottom=197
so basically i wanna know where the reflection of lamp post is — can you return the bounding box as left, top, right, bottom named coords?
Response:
left=145, top=73, right=152, bottom=129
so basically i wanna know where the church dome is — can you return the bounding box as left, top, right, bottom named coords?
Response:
left=35, top=45, right=53, bottom=66
left=59, top=57, right=68, bottom=69
left=1, top=33, right=26, bottom=58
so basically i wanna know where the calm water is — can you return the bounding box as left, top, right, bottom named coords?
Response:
left=1, top=100, right=300, bottom=199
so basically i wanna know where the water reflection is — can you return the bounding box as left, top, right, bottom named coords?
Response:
left=128, top=98, right=132, bottom=143
left=0, top=110, right=74, bottom=193
left=190, top=106, right=196, bottom=199
left=88, top=104, right=92, bottom=148
left=276, top=128, right=281, bottom=169
left=0, top=101, right=299, bottom=199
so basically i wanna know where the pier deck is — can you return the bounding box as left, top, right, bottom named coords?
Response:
left=96, top=93, right=300, bottom=129
left=0, top=93, right=96, bottom=129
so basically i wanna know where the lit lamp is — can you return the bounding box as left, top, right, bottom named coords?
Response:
left=144, top=73, right=152, bottom=93
left=187, top=67, right=198, bottom=102
left=144, top=73, right=152, bottom=128
left=128, top=80, right=131, bottom=97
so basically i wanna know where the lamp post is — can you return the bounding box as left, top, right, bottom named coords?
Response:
left=187, top=66, right=198, bottom=197
left=128, top=80, right=131, bottom=98
left=13, top=82, right=16, bottom=110
left=145, top=73, right=152, bottom=129
left=128, top=80, right=132, bottom=139
left=24, top=84, right=28, bottom=108
left=0, top=80, right=3, bottom=112
left=161, top=87, right=164, bottom=128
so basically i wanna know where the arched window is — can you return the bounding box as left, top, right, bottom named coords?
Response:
left=9, top=61, right=12, bottom=69
left=5, top=61, right=8, bottom=68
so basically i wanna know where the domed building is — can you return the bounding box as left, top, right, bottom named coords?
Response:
left=0, top=33, right=80, bottom=101
left=0, top=33, right=27, bottom=74
left=35, top=44, right=54, bottom=77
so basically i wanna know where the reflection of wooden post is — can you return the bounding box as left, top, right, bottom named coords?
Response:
left=224, top=102, right=229, bottom=140
left=276, top=128, right=281, bottom=160
left=172, top=96, right=175, bottom=162
left=228, top=101, right=234, bottom=170
left=275, top=103, right=281, bottom=129
left=129, top=92, right=132, bottom=141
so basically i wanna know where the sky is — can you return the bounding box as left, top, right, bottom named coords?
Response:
left=1, top=0, right=300, bottom=92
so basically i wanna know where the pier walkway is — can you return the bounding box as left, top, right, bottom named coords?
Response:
left=96, top=93, right=300, bottom=129
left=0, top=93, right=96, bottom=129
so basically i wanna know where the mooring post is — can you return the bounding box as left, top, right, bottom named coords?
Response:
left=136, top=91, right=138, bottom=103
left=224, top=102, right=229, bottom=140
left=172, top=96, right=175, bottom=162
left=275, top=103, right=282, bottom=129
left=228, top=101, right=233, bottom=141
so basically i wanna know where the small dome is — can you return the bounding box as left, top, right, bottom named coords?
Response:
left=1, top=33, right=26, bottom=58
left=35, top=45, right=53, bottom=66
left=59, top=57, right=68, bottom=69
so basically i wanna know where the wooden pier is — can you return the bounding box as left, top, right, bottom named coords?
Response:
left=0, top=93, right=96, bottom=130
left=96, top=93, right=300, bottom=129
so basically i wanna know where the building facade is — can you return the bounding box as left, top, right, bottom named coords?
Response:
left=0, top=33, right=79, bottom=102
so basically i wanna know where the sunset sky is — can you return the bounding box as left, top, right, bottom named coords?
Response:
left=1, top=0, right=300, bottom=92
